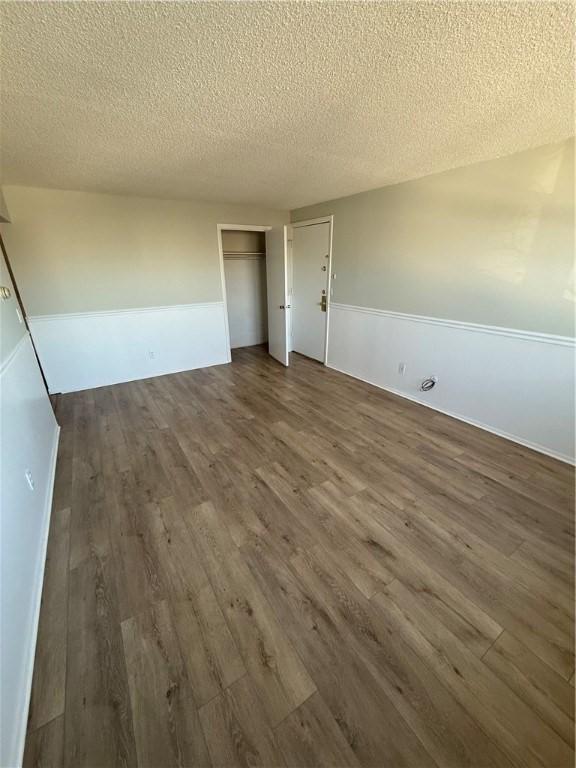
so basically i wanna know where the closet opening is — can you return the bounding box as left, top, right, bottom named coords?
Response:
left=219, top=226, right=271, bottom=358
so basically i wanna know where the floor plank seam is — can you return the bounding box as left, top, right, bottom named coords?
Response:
left=479, top=628, right=505, bottom=660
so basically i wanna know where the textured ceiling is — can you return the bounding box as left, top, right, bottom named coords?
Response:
left=0, top=1, right=573, bottom=209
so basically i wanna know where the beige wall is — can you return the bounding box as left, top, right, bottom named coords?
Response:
left=3, top=140, right=573, bottom=334
left=292, top=139, right=575, bottom=336
left=1, top=186, right=287, bottom=316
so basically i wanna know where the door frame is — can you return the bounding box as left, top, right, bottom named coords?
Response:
left=0, top=232, right=51, bottom=397
left=217, top=223, right=272, bottom=362
left=290, top=215, right=334, bottom=365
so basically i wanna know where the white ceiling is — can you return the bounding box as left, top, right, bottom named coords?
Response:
left=1, top=2, right=573, bottom=210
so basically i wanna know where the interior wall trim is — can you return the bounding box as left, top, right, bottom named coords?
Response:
left=28, top=301, right=224, bottom=323
left=330, top=302, right=575, bottom=348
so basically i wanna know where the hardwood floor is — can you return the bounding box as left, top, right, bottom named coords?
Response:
left=24, top=345, right=575, bottom=768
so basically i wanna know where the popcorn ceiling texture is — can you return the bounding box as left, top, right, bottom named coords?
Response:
left=0, top=1, right=573, bottom=209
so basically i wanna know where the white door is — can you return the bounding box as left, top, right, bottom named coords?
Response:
left=265, top=225, right=290, bottom=366
left=292, top=222, right=330, bottom=362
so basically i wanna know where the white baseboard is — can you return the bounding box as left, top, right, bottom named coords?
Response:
left=13, top=425, right=60, bottom=768
left=329, top=362, right=574, bottom=465
left=28, top=302, right=230, bottom=393
left=1, top=334, right=60, bottom=768
left=327, top=303, right=575, bottom=464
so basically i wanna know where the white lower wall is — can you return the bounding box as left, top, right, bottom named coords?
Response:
left=1, top=334, right=59, bottom=768
left=28, top=302, right=230, bottom=393
left=327, top=303, right=575, bottom=463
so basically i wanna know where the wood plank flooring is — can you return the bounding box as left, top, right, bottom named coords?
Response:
left=24, top=345, right=575, bottom=768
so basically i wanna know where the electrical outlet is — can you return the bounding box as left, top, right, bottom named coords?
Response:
left=148, top=350, right=155, bottom=359
left=25, top=469, right=35, bottom=491
left=398, top=362, right=406, bottom=375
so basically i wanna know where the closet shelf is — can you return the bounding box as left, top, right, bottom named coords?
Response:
left=223, top=251, right=265, bottom=256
